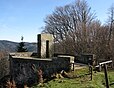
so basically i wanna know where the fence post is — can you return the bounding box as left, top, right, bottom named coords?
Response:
left=104, top=64, right=109, bottom=88
left=90, top=66, right=92, bottom=80
left=99, top=64, right=101, bottom=72
left=89, top=65, right=92, bottom=80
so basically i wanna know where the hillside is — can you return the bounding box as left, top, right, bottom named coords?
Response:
left=0, top=40, right=37, bottom=53
left=32, top=68, right=114, bottom=88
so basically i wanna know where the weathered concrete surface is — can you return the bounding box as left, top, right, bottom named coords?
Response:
left=76, top=54, right=96, bottom=65
left=9, top=53, right=71, bottom=85
left=10, top=52, right=33, bottom=57
left=37, top=34, right=54, bottom=58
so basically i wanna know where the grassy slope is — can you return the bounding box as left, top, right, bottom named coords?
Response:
left=32, top=68, right=114, bottom=88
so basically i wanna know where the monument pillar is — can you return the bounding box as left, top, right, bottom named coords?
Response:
left=37, top=34, right=54, bottom=58
left=37, top=34, right=41, bottom=58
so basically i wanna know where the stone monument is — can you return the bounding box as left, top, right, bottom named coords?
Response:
left=37, top=34, right=54, bottom=58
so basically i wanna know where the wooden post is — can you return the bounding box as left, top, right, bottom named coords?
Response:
left=99, top=64, right=101, bottom=72
left=90, top=66, right=92, bottom=80
left=104, top=64, right=109, bottom=88
left=89, top=65, right=92, bottom=80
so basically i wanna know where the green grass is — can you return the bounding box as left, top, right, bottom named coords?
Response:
left=32, top=68, right=114, bottom=88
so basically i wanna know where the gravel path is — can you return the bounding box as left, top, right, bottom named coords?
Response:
left=74, top=63, right=88, bottom=69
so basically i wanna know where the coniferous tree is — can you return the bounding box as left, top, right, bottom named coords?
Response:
left=17, top=36, right=28, bottom=52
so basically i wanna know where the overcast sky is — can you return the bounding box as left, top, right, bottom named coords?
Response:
left=0, top=0, right=114, bottom=42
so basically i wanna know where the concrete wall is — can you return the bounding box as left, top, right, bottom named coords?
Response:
left=37, top=34, right=54, bottom=58
left=76, top=54, right=96, bottom=65
left=9, top=55, right=71, bottom=85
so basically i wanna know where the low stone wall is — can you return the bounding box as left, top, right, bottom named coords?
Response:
left=75, top=54, right=96, bottom=65
left=9, top=56, right=71, bottom=85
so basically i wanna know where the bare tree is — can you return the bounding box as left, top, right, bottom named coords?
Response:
left=42, top=0, right=114, bottom=64
left=43, top=0, right=95, bottom=54
left=106, top=4, right=114, bottom=64
left=107, top=4, right=114, bottom=43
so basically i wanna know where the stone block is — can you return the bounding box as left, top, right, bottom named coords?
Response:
left=37, top=34, right=54, bottom=58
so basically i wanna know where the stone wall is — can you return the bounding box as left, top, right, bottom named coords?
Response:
left=9, top=55, right=71, bottom=85
left=76, top=54, right=96, bottom=65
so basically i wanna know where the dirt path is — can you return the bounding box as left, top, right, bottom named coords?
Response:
left=74, top=63, right=88, bottom=69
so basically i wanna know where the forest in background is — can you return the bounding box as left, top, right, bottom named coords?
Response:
left=1, top=0, right=114, bottom=83
left=43, top=0, right=114, bottom=63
